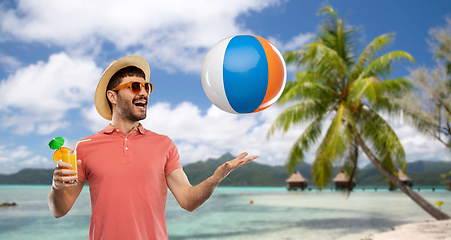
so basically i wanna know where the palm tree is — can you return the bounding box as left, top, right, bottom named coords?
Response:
left=267, top=4, right=450, bottom=220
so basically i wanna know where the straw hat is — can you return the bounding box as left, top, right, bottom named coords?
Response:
left=94, top=55, right=150, bottom=120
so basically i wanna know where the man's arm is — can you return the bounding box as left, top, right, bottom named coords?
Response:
left=166, top=152, right=257, bottom=212
left=48, top=160, right=84, bottom=218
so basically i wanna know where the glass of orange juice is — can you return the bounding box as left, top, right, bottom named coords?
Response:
left=61, top=152, right=77, bottom=183
left=50, top=138, right=90, bottom=184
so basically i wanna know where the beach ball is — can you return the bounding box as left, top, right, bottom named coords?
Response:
left=201, top=35, right=286, bottom=114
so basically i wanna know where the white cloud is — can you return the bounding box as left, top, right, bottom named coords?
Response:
left=388, top=120, right=450, bottom=162
left=0, top=52, right=101, bottom=135
left=82, top=100, right=308, bottom=166
left=268, top=32, right=314, bottom=74
left=144, top=102, right=258, bottom=145
left=0, top=145, right=50, bottom=174
left=0, top=0, right=283, bottom=73
left=268, top=32, right=314, bottom=52
left=81, top=104, right=111, bottom=133
left=0, top=53, right=21, bottom=73
left=175, top=142, right=225, bottom=165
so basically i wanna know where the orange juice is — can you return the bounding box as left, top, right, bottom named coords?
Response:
left=61, top=152, right=77, bottom=182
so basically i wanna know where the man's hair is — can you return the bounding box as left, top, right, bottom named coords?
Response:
left=106, top=66, right=146, bottom=110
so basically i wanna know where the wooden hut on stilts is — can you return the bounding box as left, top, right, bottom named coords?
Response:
left=390, top=169, right=413, bottom=191
left=398, top=169, right=413, bottom=187
left=333, top=171, right=356, bottom=190
left=286, top=171, right=308, bottom=191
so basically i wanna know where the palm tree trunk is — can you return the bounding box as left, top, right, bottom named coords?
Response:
left=354, top=132, right=450, bottom=220
left=347, top=138, right=358, bottom=192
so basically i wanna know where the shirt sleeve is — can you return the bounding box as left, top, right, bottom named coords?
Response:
left=165, top=138, right=182, bottom=176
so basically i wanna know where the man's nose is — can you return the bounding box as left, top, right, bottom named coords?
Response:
left=138, top=85, right=148, bottom=95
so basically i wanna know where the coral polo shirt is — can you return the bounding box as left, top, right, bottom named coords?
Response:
left=77, top=124, right=182, bottom=240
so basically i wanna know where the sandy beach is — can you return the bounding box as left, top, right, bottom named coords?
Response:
left=365, top=219, right=451, bottom=240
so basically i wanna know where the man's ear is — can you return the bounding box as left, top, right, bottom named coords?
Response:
left=106, top=90, right=117, bottom=105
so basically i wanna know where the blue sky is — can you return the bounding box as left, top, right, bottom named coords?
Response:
left=0, top=0, right=450, bottom=174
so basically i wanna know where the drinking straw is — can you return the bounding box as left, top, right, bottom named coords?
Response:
left=73, top=139, right=91, bottom=154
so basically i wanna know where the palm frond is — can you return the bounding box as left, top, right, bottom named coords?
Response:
left=369, top=79, right=412, bottom=118
left=350, top=33, right=395, bottom=81
left=316, top=103, right=354, bottom=164
left=349, top=77, right=412, bottom=109
left=267, top=99, right=329, bottom=138
left=359, top=108, right=406, bottom=168
left=284, top=50, right=306, bottom=68
left=285, top=116, right=324, bottom=174
left=317, top=4, right=337, bottom=18
left=381, top=154, right=397, bottom=174
left=301, top=43, right=350, bottom=88
left=378, top=77, right=413, bottom=97
left=359, top=51, right=415, bottom=80
left=317, top=4, right=358, bottom=68
left=311, top=154, right=334, bottom=188
left=277, top=71, right=337, bottom=104
left=348, top=76, right=381, bottom=105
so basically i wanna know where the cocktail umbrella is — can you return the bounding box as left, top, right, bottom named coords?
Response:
left=48, top=137, right=65, bottom=150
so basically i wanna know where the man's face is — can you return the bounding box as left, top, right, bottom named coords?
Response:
left=115, top=76, right=148, bottom=122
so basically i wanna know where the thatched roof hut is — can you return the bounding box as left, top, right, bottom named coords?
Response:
left=286, top=171, right=308, bottom=190
left=332, top=171, right=356, bottom=190
left=333, top=172, right=350, bottom=182
left=398, top=169, right=413, bottom=187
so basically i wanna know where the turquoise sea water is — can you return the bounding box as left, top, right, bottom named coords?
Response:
left=0, top=185, right=450, bottom=240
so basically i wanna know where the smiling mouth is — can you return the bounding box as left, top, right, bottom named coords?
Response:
left=134, top=99, right=147, bottom=110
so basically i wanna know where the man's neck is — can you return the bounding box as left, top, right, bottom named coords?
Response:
left=110, top=119, right=140, bottom=135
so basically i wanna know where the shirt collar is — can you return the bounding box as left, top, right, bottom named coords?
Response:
left=136, top=123, right=147, bottom=134
left=102, top=124, right=115, bottom=134
left=102, top=123, right=147, bottom=135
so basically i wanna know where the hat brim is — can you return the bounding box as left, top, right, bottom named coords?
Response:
left=95, top=55, right=150, bottom=121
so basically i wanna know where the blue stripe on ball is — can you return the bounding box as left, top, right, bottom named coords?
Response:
left=223, top=35, right=268, bottom=113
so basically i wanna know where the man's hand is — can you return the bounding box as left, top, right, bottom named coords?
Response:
left=48, top=160, right=84, bottom=218
left=52, top=160, right=80, bottom=190
left=212, top=152, right=258, bottom=182
left=167, top=152, right=258, bottom=212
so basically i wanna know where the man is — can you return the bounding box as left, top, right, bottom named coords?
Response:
left=48, top=55, right=258, bottom=240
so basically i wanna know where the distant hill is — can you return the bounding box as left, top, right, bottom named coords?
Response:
left=0, top=168, right=54, bottom=185
left=1, top=153, right=450, bottom=187
left=185, top=154, right=451, bottom=187
left=357, top=160, right=451, bottom=186
left=184, top=152, right=289, bottom=186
